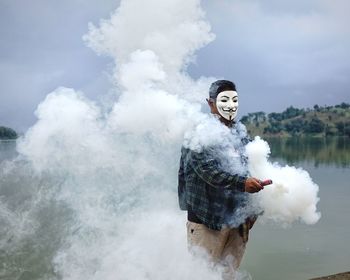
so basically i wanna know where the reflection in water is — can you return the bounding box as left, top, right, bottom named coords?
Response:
left=265, top=137, right=350, bottom=167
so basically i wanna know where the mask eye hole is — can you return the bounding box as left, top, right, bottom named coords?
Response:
left=219, top=97, right=229, bottom=103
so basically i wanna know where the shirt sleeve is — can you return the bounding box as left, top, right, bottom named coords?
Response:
left=186, top=149, right=246, bottom=192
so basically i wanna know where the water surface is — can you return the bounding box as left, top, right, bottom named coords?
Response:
left=1, top=137, right=349, bottom=280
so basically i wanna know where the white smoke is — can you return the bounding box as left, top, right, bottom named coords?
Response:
left=246, top=137, right=321, bottom=225
left=17, top=88, right=107, bottom=174
left=83, top=0, right=214, bottom=73
left=1, top=0, right=321, bottom=279
left=183, top=118, right=250, bottom=180
left=14, top=0, right=230, bottom=279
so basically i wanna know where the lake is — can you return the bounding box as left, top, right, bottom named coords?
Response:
left=0, top=137, right=349, bottom=280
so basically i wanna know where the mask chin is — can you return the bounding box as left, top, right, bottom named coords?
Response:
left=218, top=110, right=237, bottom=121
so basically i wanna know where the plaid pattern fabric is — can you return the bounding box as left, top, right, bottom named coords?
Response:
left=178, top=146, right=248, bottom=231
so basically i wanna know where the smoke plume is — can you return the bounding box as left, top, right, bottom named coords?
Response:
left=246, top=137, right=321, bottom=225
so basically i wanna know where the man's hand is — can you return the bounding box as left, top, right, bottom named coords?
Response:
left=244, top=177, right=264, bottom=193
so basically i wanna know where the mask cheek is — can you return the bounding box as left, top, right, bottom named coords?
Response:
left=216, top=102, right=223, bottom=111
left=217, top=104, right=227, bottom=114
left=217, top=107, right=229, bottom=120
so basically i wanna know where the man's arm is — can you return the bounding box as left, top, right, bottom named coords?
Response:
left=187, top=150, right=264, bottom=193
left=186, top=150, right=246, bottom=192
left=178, top=149, right=187, bottom=210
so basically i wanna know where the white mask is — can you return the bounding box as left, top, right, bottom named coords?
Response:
left=216, top=90, right=238, bottom=121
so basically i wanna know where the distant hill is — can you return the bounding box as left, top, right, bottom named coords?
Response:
left=0, top=126, right=18, bottom=140
left=240, top=102, right=350, bottom=137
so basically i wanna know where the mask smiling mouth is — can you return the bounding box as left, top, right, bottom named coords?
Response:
left=222, top=108, right=237, bottom=112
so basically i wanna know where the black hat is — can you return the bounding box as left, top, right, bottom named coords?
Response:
left=209, top=80, right=236, bottom=99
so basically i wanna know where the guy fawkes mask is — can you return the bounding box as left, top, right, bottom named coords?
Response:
left=216, top=90, right=238, bottom=121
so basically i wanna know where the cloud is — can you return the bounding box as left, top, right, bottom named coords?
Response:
left=0, top=0, right=118, bottom=130
left=190, top=0, right=350, bottom=113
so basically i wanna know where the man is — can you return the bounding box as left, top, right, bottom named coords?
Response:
left=178, top=80, right=264, bottom=275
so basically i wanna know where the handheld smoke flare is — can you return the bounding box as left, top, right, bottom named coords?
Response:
left=260, top=179, right=273, bottom=187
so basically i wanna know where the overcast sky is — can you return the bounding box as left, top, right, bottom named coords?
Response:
left=1, top=0, right=349, bottom=131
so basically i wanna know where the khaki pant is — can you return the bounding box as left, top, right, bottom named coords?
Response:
left=187, top=221, right=246, bottom=279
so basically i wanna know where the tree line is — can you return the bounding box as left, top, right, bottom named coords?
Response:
left=0, top=126, right=18, bottom=139
left=240, top=102, right=350, bottom=137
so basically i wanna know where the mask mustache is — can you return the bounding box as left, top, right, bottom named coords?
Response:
left=222, top=108, right=237, bottom=113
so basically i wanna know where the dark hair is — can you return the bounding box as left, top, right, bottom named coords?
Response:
left=209, top=80, right=236, bottom=99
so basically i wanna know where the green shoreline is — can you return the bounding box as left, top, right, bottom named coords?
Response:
left=310, top=271, right=350, bottom=280
left=0, top=126, right=18, bottom=140
left=241, top=102, right=350, bottom=138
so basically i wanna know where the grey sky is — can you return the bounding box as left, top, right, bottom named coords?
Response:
left=0, top=0, right=349, bottom=131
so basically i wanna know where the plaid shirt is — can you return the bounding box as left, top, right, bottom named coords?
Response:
left=178, top=142, right=249, bottom=231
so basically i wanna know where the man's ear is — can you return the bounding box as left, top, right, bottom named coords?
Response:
left=206, top=98, right=214, bottom=106
left=206, top=98, right=216, bottom=113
